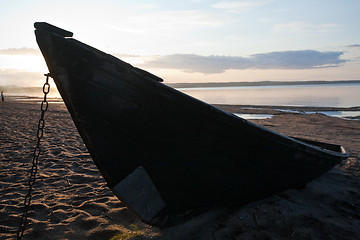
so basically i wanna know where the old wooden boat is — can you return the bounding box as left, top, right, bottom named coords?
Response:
left=34, top=22, right=348, bottom=225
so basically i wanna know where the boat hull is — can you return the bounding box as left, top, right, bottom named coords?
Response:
left=34, top=23, right=348, bottom=225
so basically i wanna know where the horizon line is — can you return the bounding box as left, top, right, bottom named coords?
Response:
left=1, top=79, right=360, bottom=90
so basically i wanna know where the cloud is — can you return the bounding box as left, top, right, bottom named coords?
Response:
left=0, top=47, right=41, bottom=55
left=346, top=44, right=360, bottom=48
left=212, top=0, right=274, bottom=13
left=132, top=3, right=158, bottom=9
left=104, top=10, right=226, bottom=36
left=141, top=54, right=247, bottom=73
left=249, top=50, right=346, bottom=69
left=140, top=50, right=346, bottom=74
left=273, top=21, right=341, bottom=34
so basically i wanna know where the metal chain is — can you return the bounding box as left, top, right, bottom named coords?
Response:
left=16, top=73, right=51, bottom=239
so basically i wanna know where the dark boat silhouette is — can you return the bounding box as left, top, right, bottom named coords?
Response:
left=34, top=22, right=348, bottom=225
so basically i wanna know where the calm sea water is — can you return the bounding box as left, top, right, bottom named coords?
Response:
left=9, top=83, right=360, bottom=108
left=179, top=83, right=360, bottom=107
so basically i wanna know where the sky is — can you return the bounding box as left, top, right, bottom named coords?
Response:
left=0, top=0, right=359, bottom=87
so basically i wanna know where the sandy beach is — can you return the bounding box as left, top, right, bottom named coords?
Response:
left=1, top=99, right=359, bottom=239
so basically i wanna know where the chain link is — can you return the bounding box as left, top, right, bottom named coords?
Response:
left=16, top=73, right=51, bottom=239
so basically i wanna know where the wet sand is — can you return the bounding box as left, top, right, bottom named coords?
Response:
left=1, top=99, right=359, bottom=239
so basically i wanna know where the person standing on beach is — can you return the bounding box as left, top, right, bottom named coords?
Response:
left=1, top=91, right=4, bottom=102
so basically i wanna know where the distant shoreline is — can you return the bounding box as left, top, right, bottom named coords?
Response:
left=1, top=80, right=360, bottom=93
left=167, top=80, right=360, bottom=88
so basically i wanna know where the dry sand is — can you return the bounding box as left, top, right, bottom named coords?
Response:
left=1, top=99, right=359, bottom=240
